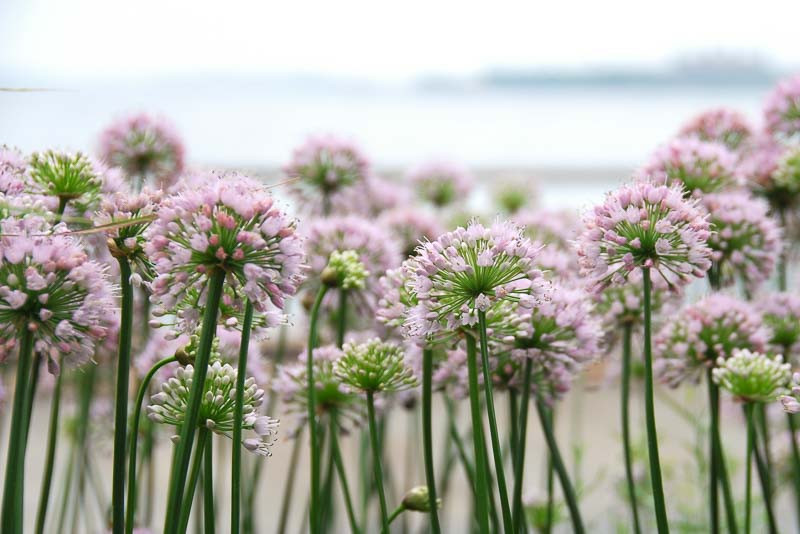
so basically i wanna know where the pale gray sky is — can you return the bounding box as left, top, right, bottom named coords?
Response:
left=1, top=0, right=799, bottom=80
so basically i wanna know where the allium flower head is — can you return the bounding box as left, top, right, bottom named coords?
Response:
left=678, top=108, right=754, bottom=150
left=643, top=137, right=740, bottom=196
left=0, top=146, right=27, bottom=196
left=514, top=209, right=580, bottom=277
left=781, top=373, right=800, bottom=413
left=741, top=132, right=795, bottom=209
left=768, top=145, right=800, bottom=208
left=376, top=263, right=416, bottom=334
left=595, top=270, right=675, bottom=336
left=321, top=250, right=369, bottom=290
left=757, top=292, right=800, bottom=358
left=334, top=339, right=417, bottom=393
left=702, top=190, right=782, bottom=288
left=764, top=74, right=800, bottom=139
left=0, top=216, right=114, bottom=366
left=406, top=220, right=550, bottom=343
left=147, top=360, right=279, bottom=456
left=284, top=134, right=370, bottom=215
left=408, top=160, right=473, bottom=207
left=378, top=208, right=444, bottom=257
left=656, top=294, right=769, bottom=386
left=401, top=486, right=442, bottom=512
left=712, top=349, right=790, bottom=403
left=27, top=150, right=103, bottom=210
left=98, top=113, right=185, bottom=187
left=145, top=172, right=305, bottom=333
left=576, top=179, right=712, bottom=291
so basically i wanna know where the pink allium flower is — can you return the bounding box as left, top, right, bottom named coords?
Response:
left=0, top=146, right=27, bottom=196
left=284, top=134, right=370, bottom=215
left=27, top=150, right=105, bottom=210
left=0, top=216, right=115, bottom=368
left=378, top=207, right=444, bottom=257
left=741, top=132, right=789, bottom=200
left=145, top=172, right=306, bottom=336
left=764, top=74, right=800, bottom=139
left=643, top=137, right=740, bottom=196
left=304, top=215, right=402, bottom=306
left=594, top=270, right=676, bottom=334
left=701, top=190, right=782, bottom=288
left=757, top=292, right=800, bottom=359
left=405, top=220, right=550, bottom=343
left=575, top=178, right=712, bottom=291
left=514, top=209, right=581, bottom=277
left=376, top=264, right=415, bottom=334
left=407, top=160, right=473, bottom=207
left=678, top=108, right=754, bottom=150
left=335, top=175, right=413, bottom=217
left=432, top=346, right=468, bottom=397
left=97, top=113, right=185, bottom=187
left=656, top=294, right=769, bottom=386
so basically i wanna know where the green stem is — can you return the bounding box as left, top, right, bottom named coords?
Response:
left=710, top=372, right=738, bottom=534
left=512, top=359, right=533, bottom=534
left=126, top=356, right=178, bottom=534
left=111, top=257, right=134, bottom=534
left=367, top=390, right=390, bottom=534
left=329, top=411, right=360, bottom=534
left=509, top=389, right=520, bottom=473
left=778, top=208, right=788, bottom=292
left=786, top=414, right=800, bottom=532
left=476, top=311, right=513, bottom=534
left=752, top=431, right=778, bottom=534
left=337, top=290, right=347, bottom=348
left=231, top=299, right=254, bottom=533
left=422, top=348, right=442, bottom=534
left=23, top=352, right=41, bottom=440
left=707, top=370, right=720, bottom=534
left=744, top=404, right=754, bottom=534
left=622, top=324, right=642, bottom=534
left=163, top=269, right=226, bottom=534
left=306, top=285, right=328, bottom=534
left=34, top=356, right=65, bottom=534
left=388, top=505, right=405, bottom=525
left=204, top=433, right=215, bottom=534
left=642, top=268, right=669, bottom=533
left=275, top=429, right=304, bottom=534
left=535, top=397, right=585, bottom=534
left=1, top=326, right=35, bottom=534
left=545, top=421, right=554, bottom=534
left=177, top=429, right=209, bottom=534
left=465, top=334, right=491, bottom=534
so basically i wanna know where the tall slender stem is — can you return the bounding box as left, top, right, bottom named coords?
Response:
left=751, top=431, right=778, bottom=534
left=422, top=347, right=442, bottom=534
left=111, top=257, right=134, bottom=534
left=786, top=414, right=800, bottom=531
left=476, top=311, right=513, bottom=534
left=34, top=356, right=65, bottom=534
left=367, top=391, right=390, bottom=534
left=535, top=397, right=585, bottom=534
left=509, top=390, right=519, bottom=473
left=231, top=299, right=254, bottom=533
left=306, top=285, right=328, bottom=533
left=707, top=369, right=720, bottom=534
left=163, top=269, right=226, bottom=534
left=177, top=429, right=209, bottom=534
left=465, top=335, right=491, bottom=533
left=709, top=372, right=738, bottom=534
left=329, top=411, right=360, bottom=534
left=621, top=323, right=642, bottom=534
left=204, top=433, right=215, bottom=534
left=336, top=290, right=347, bottom=348
left=126, top=356, right=178, bottom=534
left=744, top=404, right=754, bottom=534
left=642, top=267, right=669, bottom=533
left=512, top=358, right=533, bottom=533
left=275, top=431, right=303, bottom=534
left=0, top=327, right=34, bottom=534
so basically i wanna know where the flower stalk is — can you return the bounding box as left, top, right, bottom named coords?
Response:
left=621, top=323, right=642, bottom=534
left=422, top=347, right=442, bottom=534
left=231, top=299, right=254, bottom=533
left=306, top=285, right=328, bottom=533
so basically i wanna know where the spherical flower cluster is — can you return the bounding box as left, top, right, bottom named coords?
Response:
left=741, top=133, right=792, bottom=208
left=147, top=361, right=279, bottom=456
left=656, top=294, right=769, bottom=386
left=712, top=349, right=790, bottom=403
left=321, top=250, right=369, bottom=290
left=594, top=270, right=675, bottom=337
left=335, top=175, right=413, bottom=217
left=757, top=292, right=800, bottom=358
left=407, top=160, right=473, bottom=207
left=284, top=134, right=370, bottom=215
left=575, top=179, right=712, bottom=291
left=768, top=145, right=800, bottom=208
left=0, top=146, right=27, bottom=196
left=701, top=190, right=782, bottom=288
left=27, top=150, right=104, bottom=211
left=376, top=264, right=416, bottom=334
left=643, top=137, right=740, bottom=196
left=334, top=339, right=417, bottom=393
left=514, top=209, right=580, bottom=277
left=97, top=113, right=185, bottom=187
left=406, top=220, right=550, bottom=343
left=678, top=108, right=754, bottom=150
left=764, top=74, right=800, bottom=139
left=378, top=208, right=444, bottom=257
left=781, top=373, right=800, bottom=413
left=0, top=216, right=115, bottom=367
left=145, top=172, right=305, bottom=335
left=495, top=181, right=535, bottom=214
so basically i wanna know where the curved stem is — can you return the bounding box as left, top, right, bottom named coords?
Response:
left=231, top=299, right=254, bottom=534
left=163, top=269, right=226, bottom=534
left=204, top=433, right=215, bottom=534
left=112, top=257, right=134, bottom=534
left=465, top=334, right=491, bottom=534
left=126, top=356, right=178, bottom=534
left=367, top=391, right=390, bottom=534
left=707, top=369, right=720, bottom=534
left=177, top=429, right=209, bottom=534
left=622, top=324, right=642, bottom=534
left=306, top=285, right=328, bottom=534
left=422, top=348, right=442, bottom=534
left=744, top=404, right=754, bottom=534
left=710, top=372, right=738, bottom=534
left=329, top=411, right=360, bottom=534
left=642, top=268, right=669, bottom=533
left=34, top=356, right=65, bottom=534
left=512, top=359, right=533, bottom=534
left=387, top=505, right=405, bottom=525
left=0, top=327, right=35, bottom=534
left=476, top=311, right=513, bottom=534
left=535, top=397, right=584, bottom=534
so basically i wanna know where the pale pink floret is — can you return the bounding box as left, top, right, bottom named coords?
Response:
left=764, top=74, right=800, bottom=139
left=642, top=137, right=740, bottom=195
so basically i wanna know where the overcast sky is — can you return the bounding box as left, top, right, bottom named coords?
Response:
left=2, top=0, right=799, bottom=81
